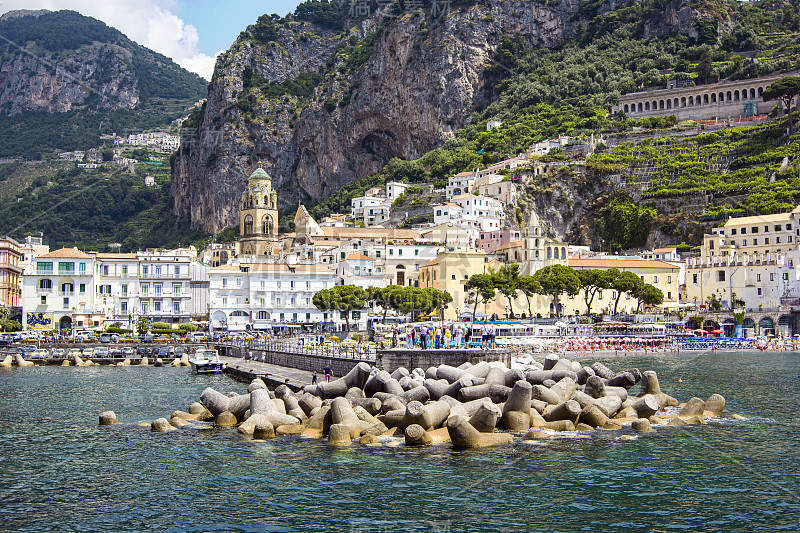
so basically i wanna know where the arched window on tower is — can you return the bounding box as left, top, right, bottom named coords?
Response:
left=244, top=215, right=253, bottom=236
left=262, top=215, right=274, bottom=236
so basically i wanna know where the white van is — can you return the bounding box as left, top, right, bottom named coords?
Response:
left=188, top=331, right=208, bottom=342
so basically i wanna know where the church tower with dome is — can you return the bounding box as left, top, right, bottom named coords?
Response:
left=239, top=163, right=279, bottom=256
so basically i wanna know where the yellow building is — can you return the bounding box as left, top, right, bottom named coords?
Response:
left=239, top=164, right=279, bottom=256
left=420, top=250, right=505, bottom=320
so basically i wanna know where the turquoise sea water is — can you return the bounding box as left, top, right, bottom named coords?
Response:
left=1, top=351, right=799, bottom=533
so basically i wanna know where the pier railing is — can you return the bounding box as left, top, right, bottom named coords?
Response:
left=223, top=338, right=378, bottom=361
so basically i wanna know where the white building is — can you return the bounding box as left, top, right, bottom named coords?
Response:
left=450, top=194, right=505, bottom=219
left=208, top=263, right=341, bottom=331
left=432, top=203, right=463, bottom=225
left=336, top=253, right=384, bottom=288
left=351, top=196, right=390, bottom=226
left=386, top=181, right=409, bottom=202
left=446, top=171, right=476, bottom=200
left=22, top=248, right=99, bottom=331
left=136, top=250, right=197, bottom=325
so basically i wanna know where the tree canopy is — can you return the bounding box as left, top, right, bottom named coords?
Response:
left=532, top=264, right=580, bottom=316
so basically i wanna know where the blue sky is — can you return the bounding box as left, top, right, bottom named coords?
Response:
left=176, top=0, right=302, bottom=57
left=0, top=0, right=305, bottom=79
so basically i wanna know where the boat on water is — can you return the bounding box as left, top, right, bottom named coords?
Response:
left=189, top=348, right=226, bottom=374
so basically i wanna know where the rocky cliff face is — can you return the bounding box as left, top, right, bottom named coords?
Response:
left=0, top=42, right=140, bottom=114
left=172, top=1, right=579, bottom=234
left=0, top=9, right=205, bottom=116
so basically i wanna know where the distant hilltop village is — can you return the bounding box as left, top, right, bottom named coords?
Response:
left=7, top=157, right=800, bottom=338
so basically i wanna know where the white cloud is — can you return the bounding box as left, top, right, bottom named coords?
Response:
left=0, top=0, right=217, bottom=79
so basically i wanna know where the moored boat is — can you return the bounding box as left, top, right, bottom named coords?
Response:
left=189, top=348, right=226, bottom=374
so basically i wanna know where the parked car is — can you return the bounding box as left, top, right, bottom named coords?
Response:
left=156, top=347, right=170, bottom=358
left=109, top=347, right=123, bottom=358
left=68, top=348, right=82, bottom=359
left=0, top=338, right=10, bottom=348
left=82, top=348, right=94, bottom=357
left=174, top=346, right=188, bottom=357
left=98, top=333, right=112, bottom=344
left=29, top=348, right=50, bottom=360
left=52, top=348, right=66, bottom=358
left=122, top=347, right=135, bottom=356
left=188, top=332, right=208, bottom=343
left=136, top=346, right=152, bottom=356
left=139, top=334, right=154, bottom=343
left=93, top=347, right=109, bottom=358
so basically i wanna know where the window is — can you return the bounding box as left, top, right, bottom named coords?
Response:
left=174, top=266, right=180, bottom=277
left=398, top=249, right=403, bottom=256
left=717, top=271, right=725, bottom=282
left=741, top=228, right=746, bottom=234
left=743, top=239, right=747, bottom=246
left=341, top=252, right=346, bottom=259
left=277, top=298, right=281, bottom=305
left=141, top=284, right=149, bottom=297
left=775, top=225, right=782, bottom=231
left=155, top=266, right=161, bottom=277
left=783, top=273, right=789, bottom=280
left=121, top=284, right=128, bottom=296
left=731, top=228, right=737, bottom=235
left=58, top=262, right=75, bottom=275
left=452, top=274, right=456, bottom=280
left=770, top=273, right=774, bottom=282
left=39, top=279, right=52, bottom=290
left=222, top=297, right=227, bottom=306
left=306, top=281, right=311, bottom=288
left=154, top=284, right=162, bottom=296
left=667, top=292, right=671, bottom=299
left=753, top=239, right=758, bottom=246
left=653, top=275, right=658, bottom=283
left=415, top=249, right=419, bottom=256
left=787, top=224, right=792, bottom=231
left=290, top=281, right=295, bottom=289
left=80, top=283, right=86, bottom=294
left=389, top=249, right=393, bottom=256
left=236, top=278, right=242, bottom=288
left=234, top=297, right=240, bottom=306
left=141, top=301, right=148, bottom=314
left=40, top=296, right=46, bottom=305
left=142, top=265, right=148, bottom=277
left=36, top=262, right=53, bottom=275
left=667, top=276, right=672, bottom=283
left=765, top=238, right=770, bottom=245
left=222, top=278, right=227, bottom=288
left=79, top=263, right=86, bottom=275
left=260, top=280, right=265, bottom=290
left=764, top=226, right=769, bottom=232
left=154, top=301, right=161, bottom=312
left=790, top=236, right=793, bottom=243
left=757, top=288, right=762, bottom=296
left=751, top=227, right=758, bottom=234
left=730, top=240, right=735, bottom=246
left=777, top=237, right=781, bottom=244
left=173, top=301, right=180, bottom=315
left=120, top=301, right=127, bottom=314
left=376, top=251, right=381, bottom=258
left=173, top=284, right=181, bottom=296
left=102, top=265, right=109, bottom=276
left=63, top=297, right=69, bottom=308
left=122, top=265, right=128, bottom=277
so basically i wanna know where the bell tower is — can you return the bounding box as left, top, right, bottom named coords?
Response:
left=239, top=162, right=279, bottom=256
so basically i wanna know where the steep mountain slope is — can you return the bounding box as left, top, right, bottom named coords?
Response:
left=0, top=9, right=207, bottom=158
left=173, top=0, right=798, bottom=234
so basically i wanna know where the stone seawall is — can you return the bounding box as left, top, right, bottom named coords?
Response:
left=376, top=349, right=511, bottom=374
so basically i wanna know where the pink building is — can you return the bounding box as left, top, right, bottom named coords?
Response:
left=478, top=228, right=522, bottom=253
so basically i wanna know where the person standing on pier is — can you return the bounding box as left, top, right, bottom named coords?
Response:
left=323, top=365, right=332, bottom=382
left=312, top=370, right=317, bottom=384
left=455, top=325, right=463, bottom=348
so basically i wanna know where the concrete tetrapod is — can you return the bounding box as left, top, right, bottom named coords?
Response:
left=704, top=394, right=726, bottom=416
left=330, top=397, right=363, bottom=438
left=200, top=387, right=251, bottom=420
left=404, top=424, right=433, bottom=446
left=328, top=423, right=353, bottom=445
left=274, top=385, right=305, bottom=419
left=0, top=354, right=12, bottom=367
left=542, top=400, right=581, bottom=424
left=639, top=371, right=678, bottom=408
left=253, top=421, right=275, bottom=439
left=679, top=397, right=706, bottom=417
left=316, top=362, right=372, bottom=399
left=14, top=354, right=33, bottom=367
left=404, top=400, right=450, bottom=431
left=446, top=416, right=513, bottom=449
left=238, top=389, right=300, bottom=435
left=632, top=394, right=660, bottom=419
left=99, top=411, right=119, bottom=425
left=469, top=402, right=501, bottom=433
left=502, top=381, right=533, bottom=432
